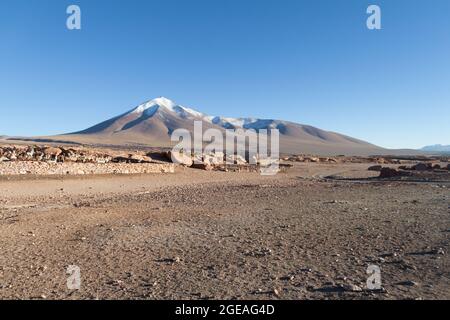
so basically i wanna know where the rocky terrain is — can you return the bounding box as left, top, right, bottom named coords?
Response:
left=0, top=151, right=449, bottom=300
left=0, top=144, right=281, bottom=176
left=2, top=144, right=448, bottom=177
left=0, top=145, right=174, bottom=176
left=0, top=145, right=156, bottom=164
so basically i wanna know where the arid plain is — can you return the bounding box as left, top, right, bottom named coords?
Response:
left=1, top=145, right=449, bottom=300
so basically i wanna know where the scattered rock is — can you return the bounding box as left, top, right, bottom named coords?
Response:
left=203, top=153, right=224, bottom=165
left=168, top=151, right=193, bottom=167
left=380, top=252, right=399, bottom=258
left=341, top=284, right=363, bottom=292
left=226, top=154, right=247, bottom=165
left=412, top=163, right=429, bottom=171
left=246, top=247, right=272, bottom=257
left=397, top=280, right=419, bottom=287
left=280, top=275, right=295, bottom=281
left=159, top=257, right=182, bottom=264
left=73, top=202, right=91, bottom=208
left=191, top=163, right=213, bottom=171
left=43, top=147, right=62, bottom=157
left=379, top=167, right=409, bottom=178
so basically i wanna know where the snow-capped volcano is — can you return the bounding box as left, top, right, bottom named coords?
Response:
left=130, top=97, right=272, bottom=130
left=58, top=97, right=384, bottom=155
left=132, top=97, right=206, bottom=119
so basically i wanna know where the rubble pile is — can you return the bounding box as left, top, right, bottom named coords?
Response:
left=163, top=151, right=285, bottom=172
left=282, top=155, right=401, bottom=164
left=376, top=162, right=450, bottom=179
left=0, top=145, right=174, bottom=176
left=0, top=161, right=174, bottom=176
left=0, top=145, right=156, bottom=164
left=398, top=162, right=450, bottom=171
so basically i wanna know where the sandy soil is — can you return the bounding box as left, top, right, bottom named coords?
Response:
left=0, top=163, right=449, bottom=300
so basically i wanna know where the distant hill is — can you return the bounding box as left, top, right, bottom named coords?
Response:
left=421, top=144, right=450, bottom=152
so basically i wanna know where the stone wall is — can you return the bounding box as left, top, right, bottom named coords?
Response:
left=0, top=161, right=174, bottom=176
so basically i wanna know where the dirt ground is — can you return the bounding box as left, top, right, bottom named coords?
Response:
left=0, top=163, right=449, bottom=300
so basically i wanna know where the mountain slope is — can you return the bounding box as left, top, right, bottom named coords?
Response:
left=48, top=97, right=385, bottom=155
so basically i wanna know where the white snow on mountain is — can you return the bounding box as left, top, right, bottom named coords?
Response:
left=209, top=116, right=260, bottom=129
left=130, top=97, right=276, bottom=129
left=132, top=97, right=206, bottom=119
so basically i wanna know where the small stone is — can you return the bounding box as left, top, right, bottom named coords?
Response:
left=280, top=275, right=295, bottom=281
left=342, top=284, right=363, bottom=292
left=273, top=288, right=281, bottom=297
left=397, top=280, right=419, bottom=287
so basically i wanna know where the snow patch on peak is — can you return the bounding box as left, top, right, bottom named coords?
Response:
left=207, top=116, right=260, bottom=129
left=181, top=106, right=204, bottom=118
left=132, top=97, right=176, bottom=114
left=132, top=97, right=204, bottom=118
left=130, top=97, right=278, bottom=130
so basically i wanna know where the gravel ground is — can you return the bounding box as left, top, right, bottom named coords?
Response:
left=0, top=163, right=449, bottom=300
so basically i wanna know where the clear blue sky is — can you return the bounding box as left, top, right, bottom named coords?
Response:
left=1, top=0, right=449, bottom=149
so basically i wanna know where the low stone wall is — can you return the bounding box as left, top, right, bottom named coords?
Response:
left=0, top=161, right=174, bottom=176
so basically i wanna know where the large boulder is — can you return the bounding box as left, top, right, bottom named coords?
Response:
left=168, top=151, right=193, bottom=166
left=258, top=157, right=279, bottom=167
left=235, top=155, right=247, bottom=165
left=368, top=165, right=382, bottom=172
left=226, top=154, right=247, bottom=165
left=412, top=163, right=428, bottom=171
left=192, top=153, right=204, bottom=164
left=12, top=146, right=36, bottom=161
left=129, top=154, right=152, bottom=163
left=203, top=152, right=224, bottom=166
left=43, top=147, right=62, bottom=157
left=112, top=154, right=152, bottom=163
left=380, top=167, right=404, bottom=178
left=60, top=148, right=79, bottom=162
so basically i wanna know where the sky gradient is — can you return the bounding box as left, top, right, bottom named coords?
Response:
left=1, top=0, right=449, bottom=149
